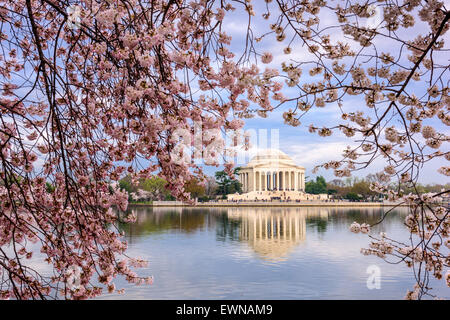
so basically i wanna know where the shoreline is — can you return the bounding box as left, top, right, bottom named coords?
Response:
left=130, top=201, right=409, bottom=208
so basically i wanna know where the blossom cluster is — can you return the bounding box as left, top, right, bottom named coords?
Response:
left=0, top=0, right=280, bottom=299
left=258, top=0, right=449, bottom=299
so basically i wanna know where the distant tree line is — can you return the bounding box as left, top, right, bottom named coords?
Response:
left=118, top=175, right=174, bottom=202
left=324, top=174, right=449, bottom=202
left=117, top=174, right=221, bottom=202
left=115, top=167, right=244, bottom=202
left=305, top=174, right=386, bottom=201
left=116, top=171, right=447, bottom=203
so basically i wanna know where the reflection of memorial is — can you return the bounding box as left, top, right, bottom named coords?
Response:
left=226, top=208, right=308, bottom=261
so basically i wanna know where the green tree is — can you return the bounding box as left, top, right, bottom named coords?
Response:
left=185, top=178, right=206, bottom=199
left=215, top=168, right=242, bottom=196
left=141, top=176, right=170, bottom=196
left=118, top=175, right=135, bottom=194
left=327, top=188, right=337, bottom=195
left=305, top=176, right=327, bottom=194
left=345, top=192, right=361, bottom=201
left=118, top=175, right=173, bottom=201
left=351, top=180, right=377, bottom=201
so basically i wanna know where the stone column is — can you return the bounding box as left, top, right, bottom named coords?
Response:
left=260, top=172, right=263, bottom=191
left=292, top=171, right=295, bottom=191
left=292, top=171, right=295, bottom=190
left=265, top=172, right=268, bottom=191
left=244, top=172, right=247, bottom=192
left=301, top=172, right=304, bottom=190
left=257, top=171, right=260, bottom=191
left=268, top=172, right=271, bottom=190
left=273, top=172, right=276, bottom=190
left=261, top=171, right=267, bottom=191
left=256, top=172, right=259, bottom=192
left=300, top=172, right=302, bottom=191
left=275, top=171, right=279, bottom=190
left=284, top=171, right=288, bottom=191
left=253, top=170, right=256, bottom=192
left=285, top=171, right=288, bottom=191
left=287, top=171, right=290, bottom=191
left=299, top=172, right=302, bottom=191
left=247, top=172, right=249, bottom=192
left=294, top=171, right=297, bottom=191
left=261, top=172, right=264, bottom=191
left=246, top=172, right=249, bottom=192
left=280, top=171, right=283, bottom=190
left=271, top=172, right=273, bottom=190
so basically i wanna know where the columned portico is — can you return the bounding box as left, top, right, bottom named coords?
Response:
left=235, top=149, right=306, bottom=196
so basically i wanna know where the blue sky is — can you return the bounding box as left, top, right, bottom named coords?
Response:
left=11, top=1, right=448, bottom=185
left=199, top=1, right=450, bottom=185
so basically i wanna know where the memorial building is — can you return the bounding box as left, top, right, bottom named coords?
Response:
left=227, top=149, right=328, bottom=201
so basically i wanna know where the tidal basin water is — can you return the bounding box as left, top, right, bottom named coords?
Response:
left=100, top=206, right=449, bottom=300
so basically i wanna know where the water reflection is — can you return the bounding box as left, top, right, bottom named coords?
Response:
left=106, top=206, right=449, bottom=299
left=120, top=206, right=405, bottom=261
left=119, top=207, right=210, bottom=241
left=226, top=208, right=306, bottom=261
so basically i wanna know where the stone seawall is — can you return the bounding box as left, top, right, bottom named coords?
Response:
left=144, top=201, right=409, bottom=208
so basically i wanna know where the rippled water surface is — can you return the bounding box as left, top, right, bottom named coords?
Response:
left=98, top=206, right=449, bottom=300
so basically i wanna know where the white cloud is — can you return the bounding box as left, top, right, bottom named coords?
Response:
left=286, top=141, right=350, bottom=169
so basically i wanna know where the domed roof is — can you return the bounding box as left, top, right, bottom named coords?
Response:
left=246, top=148, right=300, bottom=168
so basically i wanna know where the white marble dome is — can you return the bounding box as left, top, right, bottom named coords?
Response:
left=247, top=148, right=298, bottom=168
